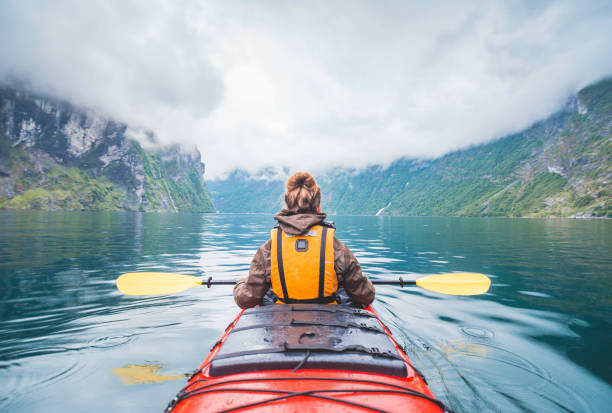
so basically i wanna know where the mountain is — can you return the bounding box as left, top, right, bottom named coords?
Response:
left=0, top=87, right=215, bottom=212
left=208, top=78, right=612, bottom=218
left=207, top=168, right=286, bottom=213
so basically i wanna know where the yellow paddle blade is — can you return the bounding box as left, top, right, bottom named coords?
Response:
left=416, top=272, right=490, bottom=295
left=116, top=272, right=203, bottom=296
left=111, top=363, right=184, bottom=385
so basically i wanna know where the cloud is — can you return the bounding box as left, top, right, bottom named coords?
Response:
left=0, top=0, right=223, bottom=136
left=1, top=0, right=612, bottom=178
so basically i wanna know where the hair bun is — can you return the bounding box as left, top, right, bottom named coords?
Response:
left=285, top=172, right=321, bottom=213
left=287, top=172, right=314, bottom=190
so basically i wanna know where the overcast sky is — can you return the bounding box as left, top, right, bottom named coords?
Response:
left=1, top=0, right=612, bottom=178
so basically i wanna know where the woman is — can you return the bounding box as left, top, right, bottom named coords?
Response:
left=233, top=172, right=375, bottom=308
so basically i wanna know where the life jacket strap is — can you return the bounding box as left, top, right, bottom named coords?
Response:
left=317, top=226, right=328, bottom=299
left=276, top=227, right=290, bottom=301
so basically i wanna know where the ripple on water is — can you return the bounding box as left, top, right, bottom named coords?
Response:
left=444, top=342, right=550, bottom=387
left=0, top=354, right=85, bottom=412
left=88, top=334, right=135, bottom=349
left=428, top=335, right=591, bottom=413
left=568, top=317, right=590, bottom=328
left=458, top=325, right=495, bottom=341
left=389, top=315, right=590, bottom=413
left=518, top=291, right=554, bottom=298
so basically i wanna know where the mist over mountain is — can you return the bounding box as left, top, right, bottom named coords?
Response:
left=208, top=78, right=612, bottom=218
left=0, top=87, right=215, bottom=212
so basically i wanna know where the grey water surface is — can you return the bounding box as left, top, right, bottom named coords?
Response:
left=0, top=211, right=611, bottom=412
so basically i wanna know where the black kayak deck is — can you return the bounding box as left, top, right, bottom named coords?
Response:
left=209, top=304, right=408, bottom=377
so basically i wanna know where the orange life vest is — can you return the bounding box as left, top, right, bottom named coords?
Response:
left=270, top=224, right=337, bottom=304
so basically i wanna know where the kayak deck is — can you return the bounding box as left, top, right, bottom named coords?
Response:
left=167, top=304, right=450, bottom=413
left=210, top=305, right=407, bottom=377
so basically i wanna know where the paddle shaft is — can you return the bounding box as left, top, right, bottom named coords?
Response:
left=372, top=279, right=415, bottom=287
left=204, top=280, right=236, bottom=287
left=203, top=276, right=414, bottom=287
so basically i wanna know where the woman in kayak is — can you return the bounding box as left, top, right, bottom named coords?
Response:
left=234, top=172, right=375, bottom=308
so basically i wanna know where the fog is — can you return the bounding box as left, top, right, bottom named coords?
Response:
left=1, top=0, right=611, bottom=177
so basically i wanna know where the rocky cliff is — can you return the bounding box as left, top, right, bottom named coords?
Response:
left=0, top=87, right=215, bottom=212
left=208, top=78, right=612, bottom=218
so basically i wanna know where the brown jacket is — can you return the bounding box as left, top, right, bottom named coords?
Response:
left=233, top=210, right=375, bottom=309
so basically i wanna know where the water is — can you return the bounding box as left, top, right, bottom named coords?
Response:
left=0, top=211, right=611, bottom=412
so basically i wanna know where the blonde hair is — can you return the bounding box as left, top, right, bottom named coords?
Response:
left=285, top=172, right=321, bottom=213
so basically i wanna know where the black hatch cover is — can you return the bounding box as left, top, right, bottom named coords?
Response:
left=209, top=304, right=408, bottom=377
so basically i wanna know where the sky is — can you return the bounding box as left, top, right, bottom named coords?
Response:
left=1, top=0, right=612, bottom=178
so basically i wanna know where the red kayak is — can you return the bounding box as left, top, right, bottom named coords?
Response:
left=165, top=304, right=452, bottom=413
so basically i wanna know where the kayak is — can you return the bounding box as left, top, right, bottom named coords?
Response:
left=165, top=304, right=452, bottom=413
left=165, top=304, right=450, bottom=412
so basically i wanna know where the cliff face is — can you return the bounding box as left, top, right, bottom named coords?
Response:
left=0, top=87, right=215, bottom=212
left=208, top=78, right=612, bottom=218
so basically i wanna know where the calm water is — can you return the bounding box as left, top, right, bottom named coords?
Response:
left=0, top=211, right=611, bottom=412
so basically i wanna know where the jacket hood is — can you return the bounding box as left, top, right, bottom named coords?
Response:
left=273, top=209, right=327, bottom=235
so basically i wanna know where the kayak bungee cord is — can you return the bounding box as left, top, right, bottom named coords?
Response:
left=167, top=386, right=450, bottom=413
left=291, top=350, right=311, bottom=373
left=166, top=376, right=455, bottom=413
left=180, top=376, right=438, bottom=396
left=216, top=389, right=457, bottom=413
left=180, top=388, right=390, bottom=413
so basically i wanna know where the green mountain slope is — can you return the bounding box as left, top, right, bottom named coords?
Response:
left=0, top=87, right=215, bottom=212
left=384, top=79, right=611, bottom=217
left=209, top=78, right=612, bottom=217
left=207, top=169, right=286, bottom=213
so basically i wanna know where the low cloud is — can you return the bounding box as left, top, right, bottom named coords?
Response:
left=2, top=1, right=612, bottom=178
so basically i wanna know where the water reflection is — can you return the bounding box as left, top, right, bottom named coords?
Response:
left=112, top=364, right=184, bottom=385
left=0, top=212, right=611, bottom=412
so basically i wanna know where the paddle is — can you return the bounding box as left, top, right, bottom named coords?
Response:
left=116, top=272, right=490, bottom=297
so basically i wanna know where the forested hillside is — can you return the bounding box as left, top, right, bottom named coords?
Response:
left=209, top=78, right=612, bottom=218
